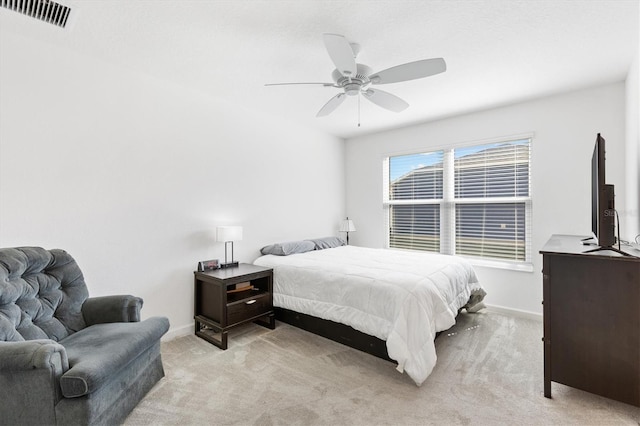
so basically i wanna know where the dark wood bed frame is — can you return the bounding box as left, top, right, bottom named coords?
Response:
left=275, top=306, right=452, bottom=364
left=275, top=307, right=392, bottom=361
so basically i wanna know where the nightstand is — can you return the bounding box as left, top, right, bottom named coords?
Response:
left=194, top=263, right=275, bottom=349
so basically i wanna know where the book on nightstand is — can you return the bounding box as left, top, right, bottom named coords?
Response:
left=227, top=282, right=253, bottom=293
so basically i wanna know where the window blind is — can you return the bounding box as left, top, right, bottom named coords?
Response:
left=454, top=142, right=530, bottom=199
left=387, top=151, right=443, bottom=252
left=455, top=202, right=527, bottom=260
left=389, top=151, right=444, bottom=201
left=390, top=204, right=441, bottom=252
left=453, top=140, right=531, bottom=261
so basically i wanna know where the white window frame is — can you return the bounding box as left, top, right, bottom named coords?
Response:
left=383, top=134, right=533, bottom=272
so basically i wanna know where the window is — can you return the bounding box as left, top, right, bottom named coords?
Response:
left=384, top=138, right=532, bottom=268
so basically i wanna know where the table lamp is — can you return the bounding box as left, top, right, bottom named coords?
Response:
left=339, top=217, right=356, bottom=245
left=216, top=225, right=243, bottom=268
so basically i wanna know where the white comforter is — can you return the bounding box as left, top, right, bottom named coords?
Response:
left=253, top=245, right=483, bottom=386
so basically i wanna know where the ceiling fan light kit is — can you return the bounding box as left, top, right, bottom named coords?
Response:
left=265, top=33, right=447, bottom=124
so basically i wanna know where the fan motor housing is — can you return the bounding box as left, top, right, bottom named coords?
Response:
left=332, top=63, right=373, bottom=95
left=344, top=83, right=360, bottom=96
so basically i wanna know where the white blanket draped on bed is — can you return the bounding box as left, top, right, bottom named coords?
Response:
left=253, top=245, right=484, bottom=386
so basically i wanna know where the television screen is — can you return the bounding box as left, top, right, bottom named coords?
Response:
left=591, top=134, right=615, bottom=247
left=591, top=136, right=602, bottom=237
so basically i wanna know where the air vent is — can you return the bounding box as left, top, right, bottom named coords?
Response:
left=1, top=0, right=72, bottom=28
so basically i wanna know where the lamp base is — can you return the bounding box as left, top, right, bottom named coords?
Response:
left=219, top=261, right=239, bottom=269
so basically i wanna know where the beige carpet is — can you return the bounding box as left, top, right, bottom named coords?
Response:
left=124, top=311, right=640, bottom=425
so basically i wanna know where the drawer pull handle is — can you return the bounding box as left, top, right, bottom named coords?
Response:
left=246, top=299, right=257, bottom=305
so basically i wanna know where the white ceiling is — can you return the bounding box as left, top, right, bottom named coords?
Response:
left=1, top=0, right=638, bottom=139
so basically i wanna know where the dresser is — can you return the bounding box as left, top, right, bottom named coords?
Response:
left=541, top=234, right=640, bottom=406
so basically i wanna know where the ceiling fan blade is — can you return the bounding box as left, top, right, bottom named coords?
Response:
left=316, top=93, right=346, bottom=117
left=362, top=89, right=409, bottom=112
left=369, top=58, right=446, bottom=84
left=265, top=82, right=337, bottom=87
left=323, top=33, right=357, bottom=78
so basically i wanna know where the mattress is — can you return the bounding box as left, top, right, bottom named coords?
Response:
left=253, top=245, right=485, bottom=385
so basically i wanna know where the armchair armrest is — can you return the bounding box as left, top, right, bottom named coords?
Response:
left=0, top=339, right=69, bottom=371
left=0, top=340, right=69, bottom=424
left=82, top=295, right=143, bottom=326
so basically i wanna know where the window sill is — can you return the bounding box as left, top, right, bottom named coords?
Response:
left=465, top=256, right=534, bottom=273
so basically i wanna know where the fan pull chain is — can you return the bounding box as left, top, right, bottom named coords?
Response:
left=358, top=94, right=361, bottom=127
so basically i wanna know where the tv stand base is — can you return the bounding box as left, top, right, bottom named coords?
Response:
left=583, top=245, right=633, bottom=257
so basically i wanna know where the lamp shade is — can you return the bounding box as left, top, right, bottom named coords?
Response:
left=216, top=226, right=243, bottom=242
left=339, top=219, right=356, bottom=233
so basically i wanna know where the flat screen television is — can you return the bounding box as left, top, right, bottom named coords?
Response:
left=590, top=133, right=616, bottom=248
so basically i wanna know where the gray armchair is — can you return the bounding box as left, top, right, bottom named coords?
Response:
left=0, top=247, right=170, bottom=425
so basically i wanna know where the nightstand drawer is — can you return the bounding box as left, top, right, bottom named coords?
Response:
left=227, top=293, right=271, bottom=325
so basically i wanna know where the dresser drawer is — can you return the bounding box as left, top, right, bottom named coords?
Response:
left=227, top=293, right=271, bottom=325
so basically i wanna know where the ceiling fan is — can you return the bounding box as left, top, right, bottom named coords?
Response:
left=265, top=33, right=446, bottom=120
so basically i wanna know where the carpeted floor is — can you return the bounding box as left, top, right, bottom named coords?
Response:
left=124, top=310, right=640, bottom=425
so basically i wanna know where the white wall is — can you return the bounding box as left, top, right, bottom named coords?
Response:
left=0, top=32, right=345, bottom=338
left=625, top=44, right=640, bottom=241
left=345, top=83, right=627, bottom=315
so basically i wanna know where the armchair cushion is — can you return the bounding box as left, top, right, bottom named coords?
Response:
left=0, top=247, right=89, bottom=342
left=59, top=316, right=169, bottom=398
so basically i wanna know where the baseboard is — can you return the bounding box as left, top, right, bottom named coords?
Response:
left=484, top=304, right=542, bottom=322
left=162, top=322, right=193, bottom=341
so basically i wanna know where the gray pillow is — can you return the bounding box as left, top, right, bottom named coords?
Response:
left=307, top=236, right=346, bottom=250
left=260, top=240, right=316, bottom=256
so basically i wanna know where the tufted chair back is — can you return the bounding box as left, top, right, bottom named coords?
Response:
left=0, top=247, right=89, bottom=342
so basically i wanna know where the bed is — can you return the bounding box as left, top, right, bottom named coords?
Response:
left=253, top=238, right=486, bottom=386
